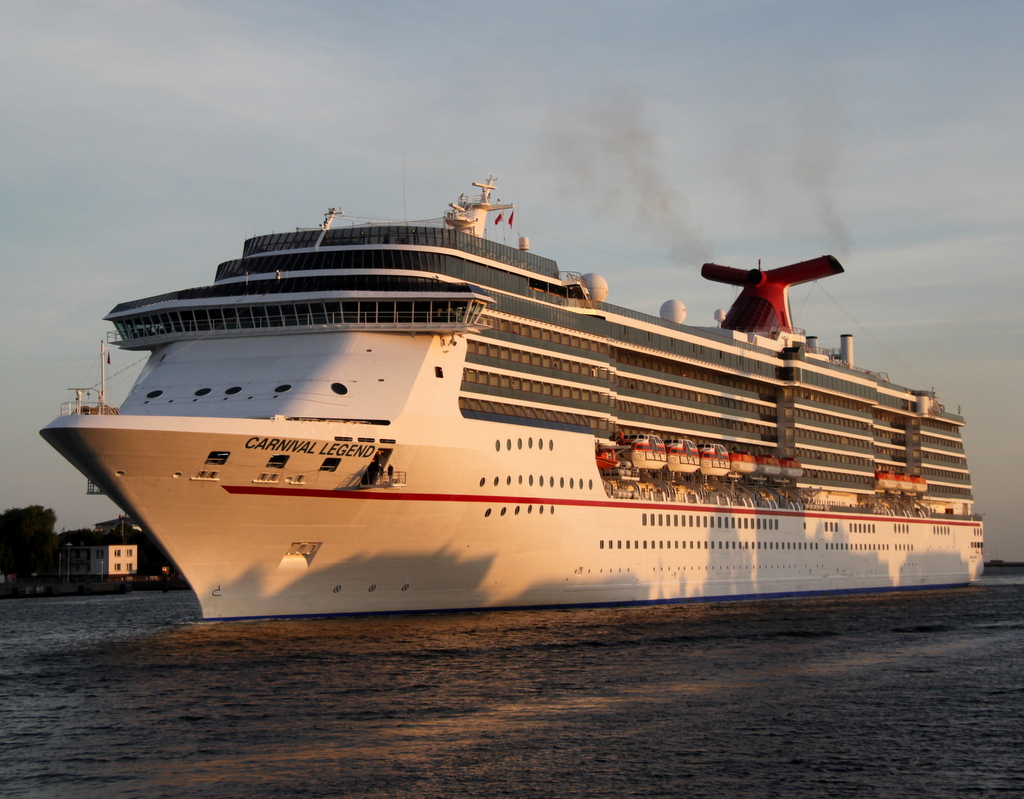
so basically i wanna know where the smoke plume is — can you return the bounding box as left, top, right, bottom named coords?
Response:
left=537, top=91, right=712, bottom=267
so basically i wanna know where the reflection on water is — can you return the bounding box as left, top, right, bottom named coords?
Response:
left=3, top=568, right=1023, bottom=798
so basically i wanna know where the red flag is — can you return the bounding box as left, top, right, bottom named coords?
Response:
left=508, top=211, right=514, bottom=226
left=107, top=353, right=111, bottom=364
left=494, top=212, right=503, bottom=225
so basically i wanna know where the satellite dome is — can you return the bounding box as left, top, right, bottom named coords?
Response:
left=660, top=299, right=687, bottom=324
left=714, top=309, right=728, bottom=324
left=582, top=273, right=609, bottom=302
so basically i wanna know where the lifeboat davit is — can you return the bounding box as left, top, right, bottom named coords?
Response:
left=665, top=439, right=701, bottom=473
left=910, top=475, right=928, bottom=494
left=754, top=455, right=782, bottom=477
left=778, top=457, right=804, bottom=479
left=896, top=473, right=915, bottom=493
left=698, top=444, right=732, bottom=477
left=595, top=448, right=619, bottom=470
left=874, top=471, right=898, bottom=491
left=621, top=434, right=667, bottom=470
left=728, top=451, right=758, bottom=475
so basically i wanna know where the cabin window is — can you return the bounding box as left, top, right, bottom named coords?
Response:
left=321, top=458, right=341, bottom=472
left=205, top=452, right=230, bottom=465
left=267, top=455, right=289, bottom=469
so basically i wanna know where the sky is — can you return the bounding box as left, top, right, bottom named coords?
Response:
left=2, top=0, right=1022, bottom=559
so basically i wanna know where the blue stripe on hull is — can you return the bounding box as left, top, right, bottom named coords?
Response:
left=208, top=581, right=973, bottom=622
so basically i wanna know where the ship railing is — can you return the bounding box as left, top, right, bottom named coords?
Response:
left=60, top=401, right=120, bottom=417
left=362, top=471, right=407, bottom=488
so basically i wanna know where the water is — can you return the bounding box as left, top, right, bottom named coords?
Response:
left=3, top=572, right=1024, bottom=799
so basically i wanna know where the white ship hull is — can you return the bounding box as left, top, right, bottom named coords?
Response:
left=42, top=411, right=983, bottom=621
left=40, top=179, right=984, bottom=621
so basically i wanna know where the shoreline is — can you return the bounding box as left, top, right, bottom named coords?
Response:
left=0, top=579, right=192, bottom=599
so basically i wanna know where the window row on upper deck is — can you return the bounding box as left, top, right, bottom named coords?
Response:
left=240, top=225, right=559, bottom=278
left=209, top=249, right=549, bottom=311
left=110, top=274, right=474, bottom=315
left=113, top=298, right=486, bottom=341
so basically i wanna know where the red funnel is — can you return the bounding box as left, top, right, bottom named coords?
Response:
left=701, top=255, right=843, bottom=334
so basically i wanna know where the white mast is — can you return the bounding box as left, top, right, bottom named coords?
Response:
left=99, top=340, right=108, bottom=408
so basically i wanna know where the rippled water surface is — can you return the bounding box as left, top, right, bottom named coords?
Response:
left=3, top=570, right=1024, bottom=798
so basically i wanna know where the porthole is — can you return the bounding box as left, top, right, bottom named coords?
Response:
left=528, top=437, right=533, bottom=449
left=225, top=386, right=242, bottom=395
left=146, top=390, right=163, bottom=399
left=518, top=475, right=523, bottom=485
left=275, top=384, right=293, bottom=393
left=495, top=440, right=501, bottom=452
left=479, top=478, right=486, bottom=487
left=500, top=507, right=507, bottom=516
left=560, top=477, right=565, bottom=488
left=493, top=477, right=499, bottom=486
left=330, top=383, right=348, bottom=395
left=194, top=388, right=212, bottom=396
left=507, top=439, right=512, bottom=451
left=549, top=440, right=554, bottom=450
left=517, top=438, right=523, bottom=450
left=539, top=505, right=544, bottom=514
left=484, top=508, right=492, bottom=517
left=570, top=478, right=574, bottom=489
left=588, top=479, right=593, bottom=490
left=515, top=506, right=521, bottom=515
left=539, top=475, right=544, bottom=487
left=528, top=505, right=533, bottom=513
left=550, top=506, right=555, bottom=514
left=538, top=439, right=544, bottom=450
left=506, top=476, right=511, bottom=485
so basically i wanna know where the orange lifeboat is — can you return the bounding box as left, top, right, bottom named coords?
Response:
left=910, top=475, right=928, bottom=494
left=896, top=473, right=915, bottom=493
left=754, top=455, right=782, bottom=477
left=595, top=448, right=619, bottom=470
left=729, top=451, right=758, bottom=475
left=666, top=439, right=701, bottom=473
left=874, top=471, right=898, bottom=491
left=778, top=457, right=804, bottom=479
left=698, top=444, right=731, bottom=477
left=621, top=434, right=668, bottom=470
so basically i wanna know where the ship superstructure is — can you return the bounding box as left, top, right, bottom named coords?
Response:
left=41, top=178, right=983, bottom=620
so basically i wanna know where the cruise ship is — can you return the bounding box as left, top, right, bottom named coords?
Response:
left=41, top=178, right=984, bottom=620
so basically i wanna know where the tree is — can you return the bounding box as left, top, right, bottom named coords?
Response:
left=0, top=506, right=59, bottom=576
